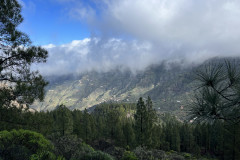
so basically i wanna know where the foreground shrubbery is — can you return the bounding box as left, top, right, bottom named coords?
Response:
left=50, top=134, right=114, bottom=160
left=0, top=129, right=219, bottom=160
left=0, top=130, right=114, bottom=160
left=0, top=130, right=55, bottom=160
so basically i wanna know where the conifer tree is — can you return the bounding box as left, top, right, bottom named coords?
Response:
left=82, top=109, right=92, bottom=142
left=145, top=96, right=157, bottom=147
left=151, top=125, right=161, bottom=149
left=224, top=123, right=240, bottom=160
left=115, top=121, right=124, bottom=146
left=123, top=119, right=135, bottom=148
left=52, top=105, right=73, bottom=136
left=134, top=97, right=147, bottom=146
left=95, top=116, right=105, bottom=139
left=189, top=60, right=240, bottom=123
left=106, top=108, right=120, bottom=140
left=180, top=123, right=194, bottom=152
left=0, top=0, right=48, bottom=108
left=72, top=109, right=83, bottom=136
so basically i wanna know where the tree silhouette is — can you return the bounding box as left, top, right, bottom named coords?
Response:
left=0, top=0, right=48, bottom=108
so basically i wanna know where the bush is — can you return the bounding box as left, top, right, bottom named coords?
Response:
left=133, top=146, right=148, bottom=159
left=0, top=129, right=55, bottom=160
left=104, top=146, right=125, bottom=159
left=121, top=151, right=138, bottom=160
left=73, top=150, right=114, bottom=160
left=168, top=153, right=185, bottom=160
left=51, top=135, right=114, bottom=160
left=182, top=153, right=192, bottom=159
left=50, top=135, right=83, bottom=159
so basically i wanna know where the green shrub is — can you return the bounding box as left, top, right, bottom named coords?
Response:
left=51, top=135, right=114, bottom=160
left=168, top=153, right=185, bottom=160
left=57, top=156, right=66, bottom=160
left=121, top=151, right=138, bottom=160
left=182, top=153, right=192, bottom=159
left=72, top=150, right=114, bottom=160
left=0, top=129, right=55, bottom=160
left=50, top=135, right=82, bottom=159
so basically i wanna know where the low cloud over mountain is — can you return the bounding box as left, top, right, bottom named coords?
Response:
left=34, top=0, right=240, bottom=75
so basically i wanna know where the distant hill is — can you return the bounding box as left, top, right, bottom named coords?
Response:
left=32, top=57, right=239, bottom=114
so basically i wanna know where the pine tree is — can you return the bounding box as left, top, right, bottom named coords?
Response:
left=52, top=105, right=73, bottom=136
left=82, top=109, right=92, bottom=143
left=123, top=119, right=135, bottom=148
left=72, top=109, right=83, bottom=136
left=189, top=60, right=240, bottom=123
left=172, top=125, right=181, bottom=152
left=180, top=123, right=194, bottom=152
left=145, top=96, right=157, bottom=148
left=95, top=116, right=105, bottom=139
left=151, top=125, right=161, bottom=149
left=29, top=111, right=53, bottom=135
left=134, top=97, right=147, bottom=147
left=166, top=122, right=180, bottom=152
left=0, top=0, right=48, bottom=108
left=224, top=123, right=240, bottom=160
left=162, top=113, right=181, bottom=151
left=115, top=121, right=124, bottom=146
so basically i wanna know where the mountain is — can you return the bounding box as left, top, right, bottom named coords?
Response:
left=32, top=57, right=239, bottom=112
left=32, top=60, right=195, bottom=112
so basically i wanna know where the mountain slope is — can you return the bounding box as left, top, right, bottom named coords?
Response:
left=32, top=61, right=196, bottom=111
left=34, top=57, right=240, bottom=111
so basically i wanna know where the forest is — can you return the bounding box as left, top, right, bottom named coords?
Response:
left=0, top=98, right=240, bottom=160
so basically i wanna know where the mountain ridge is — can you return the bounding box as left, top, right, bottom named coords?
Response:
left=32, top=57, right=239, bottom=112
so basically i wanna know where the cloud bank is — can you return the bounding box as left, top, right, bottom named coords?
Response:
left=35, top=0, right=240, bottom=75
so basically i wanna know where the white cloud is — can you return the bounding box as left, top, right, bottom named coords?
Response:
left=35, top=38, right=159, bottom=75
left=35, top=0, right=240, bottom=75
left=42, top=44, right=56, bottom=49
left=96, top=0, right=240, bottom=46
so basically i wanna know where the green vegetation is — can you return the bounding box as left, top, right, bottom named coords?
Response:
left=121, top=151, right=138, bottom=160
left=0, top=0, right=48, bottom=108
left=188, top=60, right=240, bottom=160
left=0, top=129, right=55, bottom=160
left=134, top=97, right=157, bottom=147
left=1, top=99, right=239, bottom=159
left=1, top=1, right=240, bottom=160
left=189, top=60, right=240, bottom=124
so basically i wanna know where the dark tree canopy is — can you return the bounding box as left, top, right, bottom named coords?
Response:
left=189, top=60, right=240, bottom=124
left=0, top=129, right=55, bottom=160
left=0, top=0, right=48, bottom=108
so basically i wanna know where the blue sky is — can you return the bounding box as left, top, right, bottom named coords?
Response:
left=19, top=0, right=240, bottom=75
left=19, top=0, right=91, bottom=45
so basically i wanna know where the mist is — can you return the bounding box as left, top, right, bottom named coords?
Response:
left=34, top=0, right=240, bottom=75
